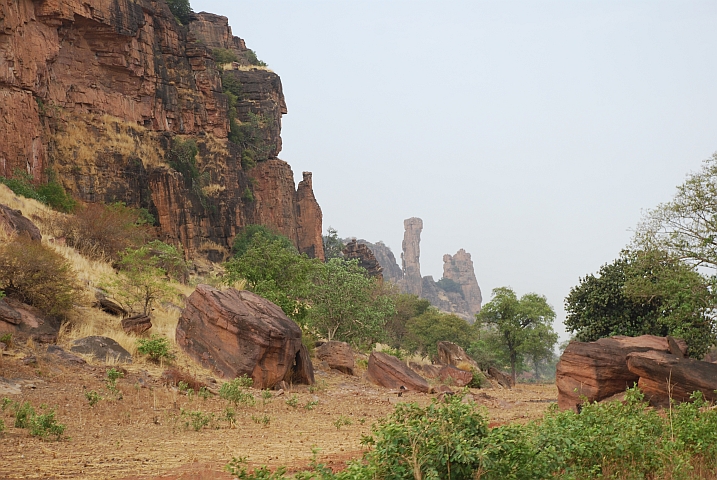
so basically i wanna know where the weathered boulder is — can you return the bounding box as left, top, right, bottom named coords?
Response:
left=46, top=345, right=86, bottom=365
left=556, top=335, right=686, bottom=411
left=284, top=343, right=315, bottom=385
left=437, top=341, right=479, bottom=370
left=0, top=204, right=41, bottom=241
left=176, top=285, right=313, bottom=388
left=488, top=366, right=514, bottom=389
left=121, top=315, right=152, bottom=335
left=409, top=362, right=442, bottom=379
left=627, top=350, right=717, bottom=406
left=315, top=341, right=355, bottom=375
left=93, top=293, right=128, bottom=318
left=0, top=298, right=60, bottom=344
left=70, top=336, right=132, bottom=363
left=367, top=351, right=430, bottom=393
left=438, top=365, right=473, bottom=387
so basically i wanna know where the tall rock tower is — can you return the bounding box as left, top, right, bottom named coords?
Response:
left=443, top=249, right=483, bottom=315
left=400, top=217, right=423, bottom=296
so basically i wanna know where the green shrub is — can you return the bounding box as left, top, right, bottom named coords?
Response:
left=13, top=401, right=35, bottom=428
left=0, top=235, right=80, bottom=318
left=219, top=375, right=255, bottom=407
left=0, top=418, right=4, bottom=435
left=181, top=409, right=213, bottom=431
left=136, top=335, right=175, bottom=362
left=105, top=368, right=124, bottom=396
left=166, top=0, right=192, bottom=24
left=245, top=49, right=268, bottom=67
left=36, top=179, right=77, bottom=213
left=29, top=408, right=66, bottom=440
left=0, top=333, right=12, bottom=347
left=0, top=169, right=76, bottom=213
left=85, top=390, right=102, bottom=407
left=213, top=48, right=238, bottom=65
left=285, top=394, right=299, bottom=408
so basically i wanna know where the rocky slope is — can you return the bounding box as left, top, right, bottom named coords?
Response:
left=0, top=1, right=323, bottom=260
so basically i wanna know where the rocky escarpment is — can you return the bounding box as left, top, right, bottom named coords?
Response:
left=357, top=217, right=482, bottom=321
left=0, top=1, right=323, bottom=260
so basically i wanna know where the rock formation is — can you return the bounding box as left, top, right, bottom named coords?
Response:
left=356, top=240, right=403, bottom=283
left=176, top=285, right=313, bottom=388
left=342, top=239, right=383, bottom=279
left=70, top=336, right=133, bottom=363
left=0, top=204, right=42, bottom=241
left=0, top=297, right=60, bottom=344
left=400, top=217, right=423, bottom=296
left=367, top=351, right=431, bottom=393
left=315, top=341, right=355, bottom=375
left=438, top=365, right=473, bottom=387
left=442, top=250, right=482, bottom=315
left=0, top=1, right=323, bottom=260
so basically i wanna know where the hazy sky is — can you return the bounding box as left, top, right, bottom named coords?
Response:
left=193, top=0, right=717, bottom=339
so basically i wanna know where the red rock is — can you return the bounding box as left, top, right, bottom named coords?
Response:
left=342, top=240, right=383, bottom=279
left=121, top=314, right=152, bottom=335
left=0, top=298, right=59, bottom=344
left=437, top=341, right=479, bottom=370
left=627, top=350, right=717, bottom=406
left=556, top=335, right=685, bottom=411
left=0, top=204, right=42, bottom=241
left=367, top=351, right=430, bottom=393
left=488, top=366, right=514, bottom=389
left=176, top=285, right=313, bottom=388
left=315, top=341, right=355, bottom=375
left=409, top=362, right=441, bottom=379
left=438, top=365, right=473, bottom=387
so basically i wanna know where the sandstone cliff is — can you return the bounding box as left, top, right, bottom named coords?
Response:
left=0, top=1, right=322, bottom=259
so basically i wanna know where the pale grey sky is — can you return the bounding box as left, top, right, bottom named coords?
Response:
left=193, top=0, right=717, bottom=339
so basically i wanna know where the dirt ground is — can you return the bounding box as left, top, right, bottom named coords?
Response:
left=0, top=347, right=557, bottom=480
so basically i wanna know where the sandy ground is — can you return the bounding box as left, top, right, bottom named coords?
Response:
left=0, top=348, right=557, bottom=480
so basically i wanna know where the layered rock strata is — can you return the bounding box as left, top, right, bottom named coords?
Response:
left=342, top=239, right=383, bottom=279
left=0, top=1, right=322, bottom=259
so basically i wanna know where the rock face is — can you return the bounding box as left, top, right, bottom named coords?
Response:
left=438, top=365, right=473, bottom=387
left=367, top=351, right=431, bottom=393
left=0, top=204, right=42, bottom=241
left=556, top=335, right=689, bottom=411
left=342, top=240, right=383, bottom=279
left=442, top=250, right=482, bottom=315
left=315, top=341, right=355, bottom=375
left=357, top=240, right=402, bottom=283
left=437, top=341, right=479, bottom=371
left=0, top=1, right=323, bottom=260
left=70, top=336, right=133, bottom=363
left=0, top=298, right=60, bottom=344
left=400, top=218, right=423, bottom=296
left=176, top=285, right=313, bottom=388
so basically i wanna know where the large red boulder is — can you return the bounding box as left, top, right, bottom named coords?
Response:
left=176, top=285, right=314, bottom=389
left=315, top=341, right=355, bottom=375
left=556, top=335, right=687, bottom=411
left=367, top=351, right=430, bottom=393
left=0, top=298, right=60, bottom=344
left=437, top=341, right=479, bottom=370
left=438, top=365, right=473, bottom=387
left=0, top=204, right=41, bottom=241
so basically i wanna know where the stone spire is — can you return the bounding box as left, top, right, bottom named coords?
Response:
left=443, top=249, right=482, bottom=315
left=400, top=217, right=423, bottom=296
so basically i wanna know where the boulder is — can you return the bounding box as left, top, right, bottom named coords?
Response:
left=438, top=365, right=473, bottom=387
left=366, top=351, right=430, bottom=393
left=556, top=335, right=687, bottom=411
left=93, top=293, right=128, bottom=318
left=70, top=336, right=132, bottom=363
left=627, top=350, right=717, bottom=406
left=0, top=204, right=41, bottom=241
left=121, top=315, right=152, bottom=335
left=488, top=366, right=514, bottom=389
left=176, top=285, right=313, bottom=388
left=315, top=341, right=355, bottom=375
left=0, top=298, right=60, bottom=344
left=46, top=345, right=86, bottom=364
left=437, top=341, right=479, bottom=370
left=409, top=362, right=441, bottom=379
left=284, top=343, right=315, bottom=385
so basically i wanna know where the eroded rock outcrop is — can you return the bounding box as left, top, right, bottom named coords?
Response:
left=0, top=298, right=60, bottom=344
left=367, top=351, right=430, bottom=393
left=400, top=217, right=423, bottom=296
left=357, top=240, right=402, bottom=283
left=442, top=250, right=482, bottom=315
left=0, top=1, right=323, bottom=260
left=343, top=239, right=383, bottom=279
left=316, top=341, right=355, bottom=375
left=176, top=285, right=313, bottom=388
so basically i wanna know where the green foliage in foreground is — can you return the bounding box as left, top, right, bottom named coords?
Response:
left=226, top=387, right=717, bottom=480
left=2, top=399, right=65, bottom=441
left=136, top=335, right=175, bottom=362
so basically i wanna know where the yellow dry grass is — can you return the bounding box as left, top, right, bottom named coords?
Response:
left=53, top=113, right=165, bottom=170
left=0, top=183, right=58, bottom=234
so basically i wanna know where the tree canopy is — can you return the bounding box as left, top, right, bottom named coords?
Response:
left=475, top=287, right=557, bottom=384
left=166, top=0, right=193, bottom=25
left=565, top=249, right=716, bottom=357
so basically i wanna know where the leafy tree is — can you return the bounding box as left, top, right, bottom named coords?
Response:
left=476, top=287, right=557, bottom=384
left=384, top=293, right=431, bottom=349
left=225, top=232, right=319, bottom=323
left=105, top=242, right=180, bottom=315
left=565, top=249, right=716, bottom=357
left=635, top=153, right=717, bottom=270
left=231, top=224, right=295, bottom=258
left=166, top=0, right=193, bottom=25
left=306, top=258, right=394, bottom=345
left=212, top=48, right=238, bottom=66
left=404, top=309, right=477, bottom=358
left=322, top=226, right=345, bottom=260
left=436, top=277, right=464, bottom=297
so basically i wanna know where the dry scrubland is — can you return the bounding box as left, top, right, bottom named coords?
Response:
left=0, top=185, right=557, bottom=478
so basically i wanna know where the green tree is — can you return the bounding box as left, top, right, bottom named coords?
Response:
left=384, top=293, right=431, bottom=349
left=404, top=309, right=477, bottom=358
left=225, top=232, right=319, bottom=323
left=105, top=242, right=181, bottom=315
left=322, top=227, right=345, bottom=260
left=212, top=48, right=238, bottom=66
left=476, top=287, right=557, bottom=384
left=166, top=0, right=192, bottom=25
left=306, top=258, right=394, bottom=346
left=565, top=249, right=716, bottom=357
left=231, top=224, right=294, bottom=258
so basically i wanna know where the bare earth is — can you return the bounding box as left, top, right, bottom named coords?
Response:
left=0, top=349, right=557, bottom=480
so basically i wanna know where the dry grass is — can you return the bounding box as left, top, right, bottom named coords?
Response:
left=53, top=113, right=165, bottom=170
left=201, top=183, right=226, bottom=197
left=0, top=183, right=59, bottom=235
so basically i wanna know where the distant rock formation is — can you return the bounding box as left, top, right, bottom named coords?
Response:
left=400, top=217, right=424, bottom=296
left=342, top=239, right=383, bottom=279
left=354, top=217, right=482, bottom=321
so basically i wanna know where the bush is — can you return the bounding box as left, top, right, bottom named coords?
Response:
left=245, top=49, right=268, bottom=67
left=0, top=236, right=80, bottom=318
left=58, top=202, right=153, bottom=260
left=29, top=408, right=66, bottom=440
left=136, top=335, right=175, bottom=362
left=219, top=375, right=255, bottom=407
left=213, top=48, right=238, bottom=65
left=166, top=0, right=192, bottom=24
left=0, top=169, right=76, bottom=213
